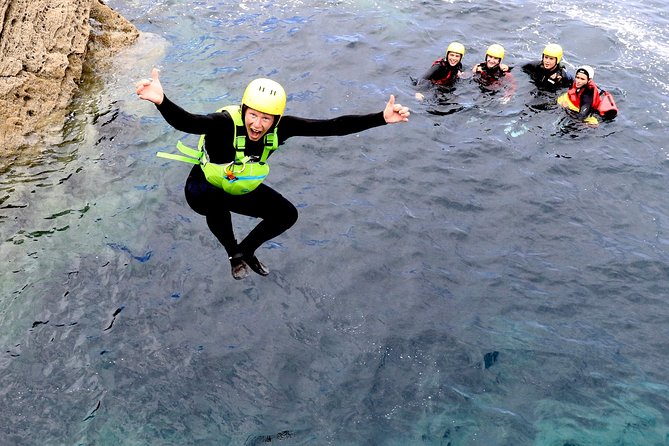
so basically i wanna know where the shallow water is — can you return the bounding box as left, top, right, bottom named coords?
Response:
left=1, top=0, right=668, bottom=445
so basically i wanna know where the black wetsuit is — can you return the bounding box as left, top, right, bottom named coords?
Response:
left=473, top=63, right=509, bottom=86
left=155, top=96, right=387, bottom=260
left=571, top=84, right=596, bottom=120
left=419, top=59, right=462, bottom=86
left=521, top=61, right=572, bottom=91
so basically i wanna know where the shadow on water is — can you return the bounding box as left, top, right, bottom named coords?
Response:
left=1, top=0, right=669, bottom=445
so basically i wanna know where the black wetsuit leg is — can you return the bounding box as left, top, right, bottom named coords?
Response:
left=184, top=168, right=298, bottom=258
left=233, top=184, right=299, bottom=257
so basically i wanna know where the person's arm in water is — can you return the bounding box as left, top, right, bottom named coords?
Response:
left=521, top=61, right=538, bottom=75
left=500, top=70, right=516, bottom=103
left=414, top=63, right=444, bottom=101
left=561, top=70, right=574, bottom=88
left=419, top=64, right=441, bottom=84
left=575, top=87, right=594, bottom=120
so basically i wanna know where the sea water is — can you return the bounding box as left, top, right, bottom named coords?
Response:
left=1, top=0, right=668, bottom=445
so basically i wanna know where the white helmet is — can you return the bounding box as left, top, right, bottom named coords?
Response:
left=576, top=65, right=594, bottom=80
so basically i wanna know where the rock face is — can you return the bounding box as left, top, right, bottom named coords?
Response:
left=0, top=0, right=138, bottom=151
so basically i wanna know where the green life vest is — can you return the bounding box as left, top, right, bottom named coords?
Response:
left=156, top=105, right=279, bottom=195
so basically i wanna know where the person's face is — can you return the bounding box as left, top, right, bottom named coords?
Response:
left=542, top=54, right=557, bottom=70
left=447, top=52, right=462, bottom=66
left=574, top=72, right=589, bottom=88
left=244, top=107, right=275, bottom=141
left=486, top=54, right=501, bottom=68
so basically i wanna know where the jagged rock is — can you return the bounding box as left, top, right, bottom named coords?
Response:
left=0, top=0, right=138, bottom=151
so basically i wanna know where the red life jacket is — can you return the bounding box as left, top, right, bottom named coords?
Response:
left=567, top=79, right=601, bottom=111
left=566, top=80, right=618, bottom=119
left=430, top=59, right=460, bottom=85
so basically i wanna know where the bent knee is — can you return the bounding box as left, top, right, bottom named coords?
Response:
left=284, top=203, right=299, bottom=227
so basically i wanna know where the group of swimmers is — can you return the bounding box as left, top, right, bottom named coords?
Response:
left=415, top=42, right=618, bottom=124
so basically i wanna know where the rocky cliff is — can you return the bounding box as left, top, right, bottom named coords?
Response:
left=0, top=0, right=138, bottom=151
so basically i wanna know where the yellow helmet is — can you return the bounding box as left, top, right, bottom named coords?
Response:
left=241, top=78, right=286, bottom=116
left=543, top=43, right=563, bottom=64
left=446, top=41, right=465, bottom=57
left=486, top=43, right=505, bottom=60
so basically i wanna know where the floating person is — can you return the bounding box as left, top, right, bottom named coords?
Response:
left=414, top=41, right=466, bottom=101
left=135, top=68, right=410, bottom=280
left=471, top=43, right=516, bottom=102
left=521, top=43, right=573, bottom=92
left=557, top=65, right=618, bottom=125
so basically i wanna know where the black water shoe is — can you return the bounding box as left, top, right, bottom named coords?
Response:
left=230, top=254, right=249, bottom=280
left=244, top=255, right=269, bottom=276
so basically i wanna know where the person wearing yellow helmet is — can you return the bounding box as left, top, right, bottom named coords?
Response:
left=471, top=43, right=516, bottom=101
left=521, top=43, right=573, bottom=91
left=136, top=68, right=410, bottom=279
left=472, top=43, right=509, bottom=77
left=414, top=41, right=465, bottom=101
left=240, top=78, right=287, bottom=140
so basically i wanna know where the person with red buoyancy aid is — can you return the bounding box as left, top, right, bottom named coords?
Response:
left=557, top=65, right=618, bottom=125
left=472, top=44, right=516, bottom=103
left=415, top=41, right=465, bottom=101
left=135, top=68, right=410, bottom=280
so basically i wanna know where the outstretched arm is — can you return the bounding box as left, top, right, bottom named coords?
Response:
left=134, top=68, right=223, bottom=135
left=135, top=68, right=165, bottom=105
left=383, top=95, right=410, bottom=123
left=280, top=95, right=409, bottom=139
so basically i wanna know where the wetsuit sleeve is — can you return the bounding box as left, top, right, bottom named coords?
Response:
left=521, top=62, right=537, bottom=75
left=575, top=88, right=594, bottom=119
left=562, top=70, right=574, bottom=88
left=420, top=64, right=441, bottom=82
left=155, top=95, right=227, bottom=135
left=279, top=112, right=386, bottom=140
left=413, top=65, right=439, bottom=90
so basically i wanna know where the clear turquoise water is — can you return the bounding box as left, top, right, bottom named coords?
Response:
left=1, top=0, right=668, bottom=445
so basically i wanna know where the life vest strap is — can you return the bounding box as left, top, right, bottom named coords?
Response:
left=156, top=151, right=200, bottom=165
left=260, top=130, right=278, bottom=164
left=156, top=139, right=206, bottom=165
left=176, top=140, right=205, bottom=159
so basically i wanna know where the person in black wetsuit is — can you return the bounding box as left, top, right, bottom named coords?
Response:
left=521, top=43, right=572, bottom=92
left=135, top=68, right=410, bottom=280
left=472, top=43, right=515, bottom=102
left=415, top=41, right=465, bottom=101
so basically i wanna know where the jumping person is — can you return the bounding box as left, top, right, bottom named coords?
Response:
left=415, top=41, right=466, bottom=101
left=135, top=68, right=410, bottom=280
left=521, top=43, right=572, bottom=91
